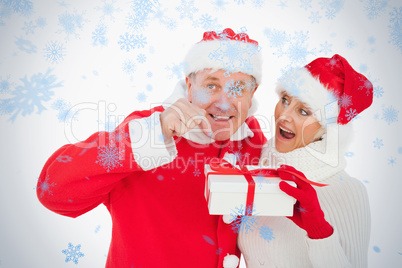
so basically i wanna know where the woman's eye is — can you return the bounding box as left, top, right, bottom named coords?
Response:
left=300, top=109, right=310, bottom=116
left=281, top=97, right=289, bottom=105
left=207, top=84, right=216, bottom=90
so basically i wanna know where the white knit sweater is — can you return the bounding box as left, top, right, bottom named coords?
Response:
left=238, top=139, right=371, bottom=268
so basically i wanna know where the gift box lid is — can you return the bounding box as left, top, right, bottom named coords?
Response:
left=204, top=164, right=296, bottom=194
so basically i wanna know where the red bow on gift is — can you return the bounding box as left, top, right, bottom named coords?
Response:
left=206, top=158, right=327, bottom=216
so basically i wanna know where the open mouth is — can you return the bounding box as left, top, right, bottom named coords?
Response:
left=210, top=114, right=234, bottom=121
left=279, top=125, right=295, bottom=139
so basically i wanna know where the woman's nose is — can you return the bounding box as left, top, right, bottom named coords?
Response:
left=279, top=105, right=294, bottom=121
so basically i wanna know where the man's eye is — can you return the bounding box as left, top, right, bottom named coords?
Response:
left=207, top=84, right=216, bottom=90
left=300, top=109, right=310, bottom=116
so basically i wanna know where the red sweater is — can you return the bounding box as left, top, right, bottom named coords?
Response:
left=37, top=106, right=266, bottom=268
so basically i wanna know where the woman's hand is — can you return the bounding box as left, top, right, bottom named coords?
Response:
left=277, top=165, right=334, bottom=239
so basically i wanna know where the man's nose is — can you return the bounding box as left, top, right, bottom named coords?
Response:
left=214, top=92, right=232, bottom=111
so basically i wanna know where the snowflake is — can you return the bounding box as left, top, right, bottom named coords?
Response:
left=211, top=0, right=228, bottom=10
left=388, top=157, right=396, bottom=166
left=122, top=59, right=136, bottom=75
left=56, top=155, right=73, bottom=163
left=373, top=138, right=383, bottom=149
left=259, top=224, right=275, bottom=243
left=278, top=66, right=307, bottom=97
left=234, top=0, right=246, bottom=4
left=165, top=62, right=185, bottom=79
left=229, top=204, right=258, bottom=234
left=251, top=0, right=265, bottom=8
left=388, top=7, right=402, bottom=53
left=137, top=53, right=146, bottom=63
left=319, top=41, right=332, bottom=54
left=264, top=28, right=288, bottom=49
left=15, top=37, right=37, bottom=54
left=43, top=41, right=65, bottom=64
left=37, top=175, right=56, bottom=197
left=136, top=92, right=147, bottom=103
left=199, top=13, right=213, bottom=28
left=51, top=99, right=77, bottom=123
left=92, top=24, right=108, bottom=47
left=118, top=33, right=135, bottom=52
left=127, top=12, right=148, bottom=32
left=2, top=0, right=33, bottom=17
left=58, top=10, right=86, bottom=39
left=339, top=93, right=352, bottom=108
left=278, top=0, right=288, bottom=8
left=0, top=76, right=12, bottom=94
left=22, top=20, right=36, bottom=35
left=193, top=168, right=201, bottom=177
left=176, top=0, right=198, bottom=20
left=62, top=243, right=85, bottom=265
left=130, top=0, right=160, bottom=17
left=309, top=11, right=321, bottom=23
left=192, top=87, right=212, bottom=105
left=36, top=17, right=46, bottom=28
left=143, top=114, right=160, bottom=131
left=346, top=39, right=356, bottom=48
left=224, top=80, right=246, bottom=99
left=209, top=36, right=259, bottom=75
left=345, top=108, right=358, bottom=122
left=147, top=72, right=153, bottom=78
left=368, top=36, right=376, bottom=44
left=381, top=105, right=399, bottom=125
left=2, top=69, right=63, bottom=122
left=163, top=18, right=177, bottom=31
left=254, top=174, right=270, bottom=190
left=96, top=0, right=121, bottom=21
left=96, top=145, right=123, bottom=172
left=325, top=8, right=336, bottom=20
left=195, top=13, right=221, bottom=30
left=364, top=0, right=388, bottom=20
left=300, top=0, right=312, bottom=10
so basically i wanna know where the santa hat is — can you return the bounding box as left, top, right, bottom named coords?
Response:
left=184, top=28, right=263, bottom=85
left=275, top=54, right=373, bottom=126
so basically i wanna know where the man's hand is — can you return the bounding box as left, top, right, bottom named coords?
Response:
left=160, top=98, right=212, bottom=141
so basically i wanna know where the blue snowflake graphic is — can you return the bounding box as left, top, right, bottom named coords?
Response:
left=234, top=0, right=246, bottom=4
left=229, top=204, right=258, bottom=234
left=346, top=39, right=357, bottom=48
left=278, top=0, right=288, bottom=8
left=192, top=87, right=212, bottom=105
left=381, top=105, right=399, bottom=125
left=118, top=33, right=147, bottom=52
left=136, top=92, right=147, bottom=103
left=345, top=108, right=358, bottom=121
left=51, top=99, right=78, bottom=124
left=37, top=175, right=56, bottom=197
left=211, top=0, right=229, bottom=10
left=96, top=144, right=123, bottom=172
left=193, top=168, right=201, bottom=177
left=95, top=0, right=121, bottom=21
left=373, top=138, right=384, bottom=149
left=92, top=24, right=108, bottom=47
left=339, top=93, right=352, bottom=108
left=147, top=72, right=153, bottom=78
left=2, top=0, right=33, bottom=17
left=368, top=36, right=376, bottom=44
left=122, top=59, right=136, bottom=75
left=58, top=10, right=86, bottom=39
left=176, top=0, right=198, bottom=20
left=259, top=224, right=275, bottom=243
left=162, top=18, right=177, bottom=31
left=15, top=37, right=37, bottom=54
left=194, top=13, right=221, bottom=30
left=363, top=0, right=388, bottom=20
left=254, top=174, right=270, bottom=190
left=130, top=0, right=160, bottom=17
left=144, top=114, right=160, bottom=131
left=22, top=20, right=36, bottom=35
left=146, top=84, right=152, bottom=91
left=127, top=12, right=148, bottom=32
left=165, top=62, right=186, bottom=79
left=388, top=7, right=402, bottom=53
left=309, top=11, right=322, bottom=23
left=224, top=80, right=246, bottom=99
left=300, top=0, right=312, bottom=10
left=388, top=156, right=396, bottom=166
left=43, top=41, right=65, bottom=64
left=264, top=28, right=288, bottom=49
left=251, top=0, right=266, bottom=8
left=0, top=76, right=12, bottom=94
left=278, top=66, right=309, bottom=97
left=36, top=17, right=46, bottom=28
left=319, top=0, right=344, bottom=20
left=1, top=69, right=63, bottom=122
left=62, top=243, right=85, bottom=265
left=319, top=41, right=333, bottom=54
left=373, top=86, right=384, bottom=98
left=56, top=155, right=73, bottom=163
left=137, top=53, right=146, bottom=63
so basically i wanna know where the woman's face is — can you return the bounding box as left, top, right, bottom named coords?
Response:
left=274, top=92, right=323, bottom=153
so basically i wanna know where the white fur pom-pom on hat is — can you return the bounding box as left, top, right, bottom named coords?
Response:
left=223, top=253, right=239, bottom=268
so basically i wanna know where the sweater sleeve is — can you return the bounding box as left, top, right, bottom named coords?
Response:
left=37, top=106, right=177, bottom=218
left=305, top=175, right=371, bottom=268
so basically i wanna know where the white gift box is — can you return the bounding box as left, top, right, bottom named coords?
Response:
left=204, top=165, right=297, bottom=216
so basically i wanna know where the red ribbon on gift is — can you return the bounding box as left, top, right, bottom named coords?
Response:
left=206, top=158, right=327, bottom=215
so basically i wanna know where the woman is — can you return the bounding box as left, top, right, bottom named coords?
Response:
left=238, top=54, right=372, bottom=267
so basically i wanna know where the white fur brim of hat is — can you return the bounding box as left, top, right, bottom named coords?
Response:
left=275, top=67, right=353, bottom=151
left=184, top=39, right=262, bottom=85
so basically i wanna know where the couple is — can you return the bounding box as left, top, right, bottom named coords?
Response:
left=37, top=28, right=371, bottom=268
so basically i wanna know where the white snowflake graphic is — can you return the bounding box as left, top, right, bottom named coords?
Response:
left=62, top=243, right=85, bottom=265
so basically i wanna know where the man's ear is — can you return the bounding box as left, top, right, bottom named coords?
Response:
left=185, top=76, right=192, bottom=102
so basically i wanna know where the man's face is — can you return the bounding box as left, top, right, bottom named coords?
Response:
left=186, top=69, right=258, bottom=141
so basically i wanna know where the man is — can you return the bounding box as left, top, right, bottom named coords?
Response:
left=37, top=28, right=266, bottom=268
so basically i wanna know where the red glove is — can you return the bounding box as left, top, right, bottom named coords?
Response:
left=277, top=165, right=333, bottom=239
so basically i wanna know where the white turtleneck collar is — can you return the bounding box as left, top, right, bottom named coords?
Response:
left=260, top=138, right=347, bottom=183
left=162, top=80, right=257, bottom=145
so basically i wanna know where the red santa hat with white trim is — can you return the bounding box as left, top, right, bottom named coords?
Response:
left=276, top=54, right=373, bottom=127
left=183, top=28, right=263, bottom=85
